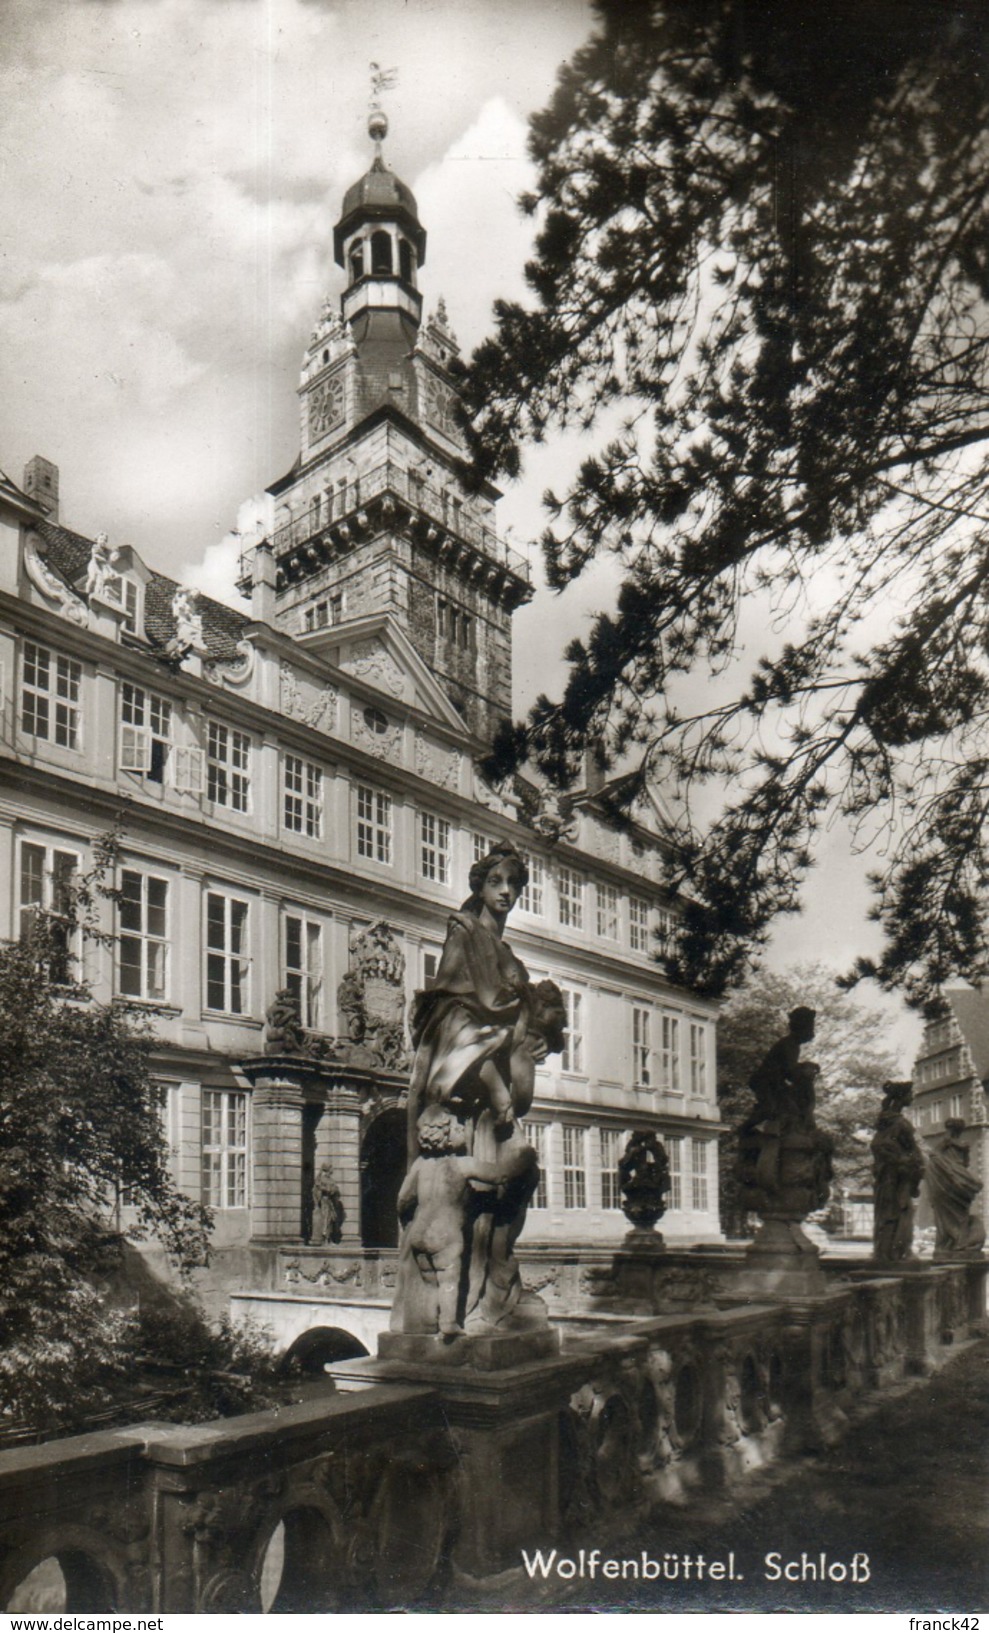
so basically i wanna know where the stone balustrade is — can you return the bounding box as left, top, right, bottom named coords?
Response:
left=1, top=1259, right=984, bottom=1612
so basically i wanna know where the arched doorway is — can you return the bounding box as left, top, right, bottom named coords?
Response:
left=280, top=1326, right=369, bottom=1373
left=361, top=1107, right=407, bottom=1247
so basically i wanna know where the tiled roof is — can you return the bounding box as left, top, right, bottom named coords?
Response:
left=34, top=519, right=249, bottom=665
left=946, top=986, right=989, bottom=1079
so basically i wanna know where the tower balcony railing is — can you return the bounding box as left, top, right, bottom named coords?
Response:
left=268, top=460, right=530, bottom=584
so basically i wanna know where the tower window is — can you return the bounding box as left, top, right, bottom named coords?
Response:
left=371, top=230, right=392, bottom=274
left=350, top=245, right=364, bottom=282
left=399, top=239, right=413, bottom=282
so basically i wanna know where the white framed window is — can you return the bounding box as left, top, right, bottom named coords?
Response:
left=118, top=869, right=169, bottom=1001
left=597, top=882, right=619, bottom=940
left=283, top=754, right=323, bottom=838
left=689, top=1022, right=708, bottom=1096
left=655, top=906, right=677, bottom=957
left=561, top=987, right=585, bottom=1074
left=630, top=894, right=651, bottom=953
left=207, top=721, right=251, bottom=812
left=106, top=573, right=142, bottom=635
left=562, top=1124, right=587, bottom=1210
left=667, top=1135, right=683, bottom=1210
left=525, top=1121, right=549, bottom=1210
left=120, top=682, right=172, bottom=782
left=599, top=1127, right=625, bottom=1211
left=202, top=1089, right=247, bottom=1209
left=558, top=866, right=584, bottom=930
left=205, top=891, right=250, bottom=1015
left=691, top=1139, right=709, bottom=1211
left=21, top=642, right=82, bottom=749
left=632, top=1005, right=652, bottom=1088
left=472, top=832, right=492, bottom=866
left=660, top=1013, right=681, bottom=1092
left=283, top=913, right=323, bottom=1030
left=948, top=1092, right=964, bottom=1120
left=420, top=811, right=451, bottom=884
left=356, top=784, right=392, bottom=864
left=18, top=839, right=79, bottom=984
left=519, top=852, right=545, bottom=917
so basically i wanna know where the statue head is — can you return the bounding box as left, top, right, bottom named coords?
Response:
left=788, top=1006, right=816, bottom=1041
left=945, top=1116, right=967, bottom=1136
left=882, top=1078, right=914, bottom=1109
left=462, top=841, right=529, bottom=916
left=416, top=1104, right=468, bottom=1155
left=528, top=978, right=567, bottom=1055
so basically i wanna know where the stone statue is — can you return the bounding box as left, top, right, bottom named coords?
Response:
left=871, top=1081, right=925, bottom=1261
left=619, top=1130, right=671, bottom=1231
left=85, top=531, right=119, bottom=600
left=737, top=1004, right=834, bottom=1221
left=391, top=843, right=562, bottom=1338
left=312, top=1161, right=344, bottom=1246
left=262, top=988, right=307, bottom=1055
left=171, top=586, right=205, bottom=654
left=926, top=1118, right=985, bottom=1256
left=741, top=1006, right=817, bottom=1133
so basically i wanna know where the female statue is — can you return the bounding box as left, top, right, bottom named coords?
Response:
left=925, top=1118, right=985, bottom=1255
left=871, top=1081, right=925, bottom=1261
left=392, top=842, right=565, bottom=1338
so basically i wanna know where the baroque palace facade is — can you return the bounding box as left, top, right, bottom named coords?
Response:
left=0, top=129, right=722, bottom=1316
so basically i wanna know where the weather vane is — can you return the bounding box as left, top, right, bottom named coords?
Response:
left=368, top=61, right=398, bottom=149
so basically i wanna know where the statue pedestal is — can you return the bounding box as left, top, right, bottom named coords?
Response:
left=379, top=1325, right=560, bottom=1371
left=621, top=1227, right=666, bottom=1253
left=738, top=1216, right=826, bottom=1298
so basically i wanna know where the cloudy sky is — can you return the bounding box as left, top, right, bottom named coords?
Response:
left=0, top=0, right=922, bottom=1063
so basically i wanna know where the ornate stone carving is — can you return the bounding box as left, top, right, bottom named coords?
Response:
left=321, top=922, right=408, bottom=1072
left=262, top=989, right=308, bottom=1054
left=23, top=534, right=88, bottom=625
left=521, top=784, right=579, bottom=843
left=619, top=1130, right=671, bottom=1232
left=341, top=638, right=408, bottom=699
left=414, top=731, right=460, bottom=791
left=170, top=587, right=206, bottom=656
left=351, top=703, right=402, bottom=760
left=85, top=531, right=121, bottom=601
left=205, top=638, right=256, bottom=689
left=737, top=1006, right=834, bottom=1223
left=280, top=661, right=338, bottom=732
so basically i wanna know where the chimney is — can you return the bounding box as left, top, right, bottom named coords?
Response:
left=23, top=455, right=59, bottom=522
left=251, top=540, right=277, bottom=625
left=584, top=738, right=607, bottom=797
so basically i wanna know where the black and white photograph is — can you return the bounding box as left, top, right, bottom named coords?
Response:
left=0, top=0, right=987, bottom=1620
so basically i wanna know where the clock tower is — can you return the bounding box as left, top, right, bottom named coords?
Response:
left=254, top=112, right=532, bottom=743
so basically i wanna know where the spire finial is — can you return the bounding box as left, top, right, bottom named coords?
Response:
left=368, top=62, right=398, bottom=156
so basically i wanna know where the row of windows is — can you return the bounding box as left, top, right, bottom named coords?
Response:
left=632, top=1006, right=708, bottom=1095
left=915, top=1052, right=962, bottom=1086
left=913, top=1093, right=966, bottom=1129
left=525, top=1123, right=713, bottom=1214
left=16, top=641, right=674, bottom=947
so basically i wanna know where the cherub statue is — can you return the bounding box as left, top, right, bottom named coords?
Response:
left=85, top=531, right=119, bottom=599
left=262, top=988, right=307, bottom=1055
left=171, top=586, right=205, bottom=654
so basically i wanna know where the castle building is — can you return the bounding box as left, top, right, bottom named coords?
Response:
left=911, top=987, right=989, bottom=1235
left=0, top=123, right=723, bottom=1331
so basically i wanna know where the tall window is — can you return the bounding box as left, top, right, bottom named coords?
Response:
left=691, top=1139, right=709, bottom=1211
left=205, top=892, right=250, bottom=1014
left=202, top=1089, right=247, bottom=1209
left=284, top=914, right=322, bottom=1030
left=472, top=832, right=493, bottom=866
left=120, top=682, right=171, bottom=782
left=667, top=1135, right=683, bottom=1210
left=207, top=722, right=251, bottom=812
left=599, top=1127, right=625, bottom=1211
left=597, top=883, right=619, bottom=940
left=356, top=785, right=392, bottom=864
left=519, top=852, right=545, bottom=917
left=284, top=754, right=322, bottom=838
left=562, top=1124, right=587, bottom=1209
left=526, top=1121, right=548, bottom=1210
left=106, top=573, right=141, bottom=634
left=558, top=866, right=584, bottom=930
left=948, top=1092, right=964, bottom=1120
left=660, top=1014, right=681, bottom=1092
left=19, top=840, right=78, bottom=983
left=655, top=907, right=677, bottom=957
left=689, top=1023, right=708, bottom=1096
left=561, top=987, right=584, bottom=1074
left=118, top=870, right=169, bottom=1001
left=632, top=1005, right=652, bottom=1087
left=629, top=895, right=651, bottom=953
left=21, top=642, right=82, bottom=749
left=420, top=812, right=451, bottom=884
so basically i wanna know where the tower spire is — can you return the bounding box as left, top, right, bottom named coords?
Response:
left=368, top=62, right=398, bottom=161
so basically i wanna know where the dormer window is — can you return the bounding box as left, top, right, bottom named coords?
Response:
left=106, top=573, right=141, bottom=636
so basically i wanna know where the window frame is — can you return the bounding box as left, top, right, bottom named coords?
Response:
left=660, top=1013, right=682, bottom=1092
left=355, top=783, right=393, bottom=865
left=283, top=752, right=323, bottom=839
left=204, top=889, right=251, bottom=1016
left=206, top=720, right=252, bottom=813
left=118, top=867, right=170, bottom=1002
left=283, top=911, right=323, bottom=1031
left=18, top=838, right=81, bottom=985
left=632, top=1004, right=652, bottom=1088
left=21, top=641, right=82, bottom=750
left=420, top=810, right=451, bottom=884
left=560, top=986, right=585, bottom=1075
left=120, top=681, right=172, bottom=782
left=597, top=881, right=620, bottom=941
left=599, top=1127, right=625, bottom=1211
left=557, top=865, right=585, bottom=931
left=562, top=1123, right=587, bottom=1210
left=201, top=1088, right=248, bottom=1209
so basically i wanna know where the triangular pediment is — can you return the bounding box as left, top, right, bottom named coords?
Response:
left=298, top=612, right=468, bottom=734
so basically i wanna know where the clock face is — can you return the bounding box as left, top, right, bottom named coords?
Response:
left=308, top=374, right=345, bottom=440
left=424, top=374, right=457, bottom=438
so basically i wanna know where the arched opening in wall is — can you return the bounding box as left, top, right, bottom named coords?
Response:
left=349, top=244, right=364, bottom=282
left=398, top=238, right=413, bottom=283
left=371, top=231, right=393, bottom=274
left=260, top=1508, right=340, bottom=1613
left=6, top=1551, right=115, bottom=1613
left=361, top=1107, right=407, bottom=1248
left=280, top=1325, right=369, bottom=1374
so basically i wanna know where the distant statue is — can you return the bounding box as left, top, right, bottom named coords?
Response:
left=85, top=531, right=119, bottom=600
left=312, top=1161, right=344, bottom=1246
left=262, top=988, right=307, bottom=1055
left=171, top=586, right=205, bottom=654
left=741, top=1006, right=817, bottom=1133
left=619, top=1130, right=671, bottom=1231
left=926, top=1119, right=985, bottom=1256
left=871, top=1081, right=925, bottom=1261
left=391, top=842, right=562, bottom=1337
left=736, top=1005, right=834, bottom=1225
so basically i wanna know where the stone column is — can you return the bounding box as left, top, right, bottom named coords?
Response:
left=250, top=1070, right=306, bottom=1242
